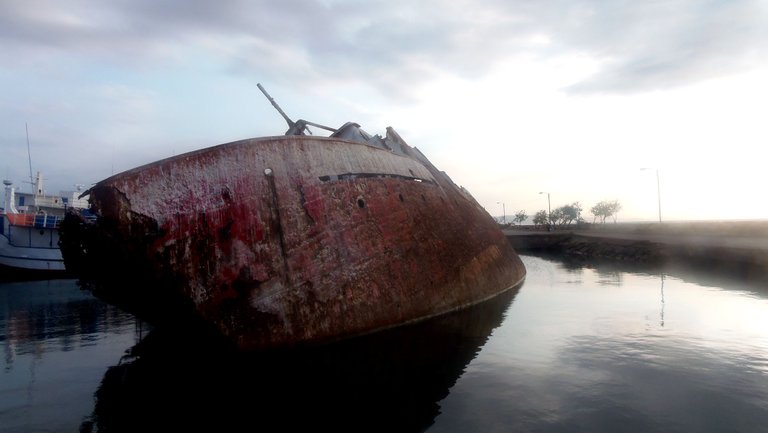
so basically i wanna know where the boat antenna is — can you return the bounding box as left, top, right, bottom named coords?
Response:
left=26, top=122, right=33, bottom=187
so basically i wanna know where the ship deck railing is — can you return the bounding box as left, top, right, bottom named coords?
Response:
left=5, top=213, right=63, bottom=228
left=2, top=209, right=95, bottom=229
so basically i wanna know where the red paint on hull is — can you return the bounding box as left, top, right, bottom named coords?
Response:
left=60, top=135, right=525, bottom=350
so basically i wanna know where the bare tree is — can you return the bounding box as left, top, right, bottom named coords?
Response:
left=591, top=200, right=622, bottom=224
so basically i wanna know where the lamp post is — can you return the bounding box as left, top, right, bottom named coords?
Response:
left=641, top=168, right=662, bottom=223
left=539, top=191, right=551, bottom=228
left=496, top=201, right=506, bottom=223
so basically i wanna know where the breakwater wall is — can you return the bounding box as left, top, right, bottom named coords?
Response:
left=506, top=230, right=768, bottom=278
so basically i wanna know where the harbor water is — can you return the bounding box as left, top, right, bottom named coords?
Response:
left=2, top=253, right=768, bottom=432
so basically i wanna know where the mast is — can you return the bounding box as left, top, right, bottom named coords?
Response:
left=26, top=123, right=33, bottom=187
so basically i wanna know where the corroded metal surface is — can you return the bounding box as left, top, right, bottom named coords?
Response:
left=60, top=135, right=526, bottom=350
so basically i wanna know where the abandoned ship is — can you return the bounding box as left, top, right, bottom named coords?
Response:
left=59, top=85, right=526, bottom=351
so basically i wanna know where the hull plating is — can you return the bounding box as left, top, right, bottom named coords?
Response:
left=60, top=135, right=526, bottom=350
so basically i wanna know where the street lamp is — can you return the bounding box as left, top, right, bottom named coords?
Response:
left=641, top=168, right=662, bottom=223
left=539, top=191, right=551, bottom=228
left=496, top=201, right=506, bottom=223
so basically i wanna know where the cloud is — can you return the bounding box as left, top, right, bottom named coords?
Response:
left=2, top=0, right=765, bottom=97
left=554, top=0, right=768, bottom=93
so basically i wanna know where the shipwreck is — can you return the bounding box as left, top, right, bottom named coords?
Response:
left=59, top=85, right=526, bottom=351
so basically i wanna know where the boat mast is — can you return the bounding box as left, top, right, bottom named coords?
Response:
left=26, top=123, right=33, bottom=188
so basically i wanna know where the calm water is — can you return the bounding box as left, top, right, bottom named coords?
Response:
left=2, top=254, right=768, bottom=432
left=0, top=278, right=140, bottom=433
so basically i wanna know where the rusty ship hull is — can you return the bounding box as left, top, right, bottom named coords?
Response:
left=60, top=128, right=525, bottom=351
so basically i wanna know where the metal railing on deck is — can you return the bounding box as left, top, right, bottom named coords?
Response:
left=5, top=212, right=64, bottom=228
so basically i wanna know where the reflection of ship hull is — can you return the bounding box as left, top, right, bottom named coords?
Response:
left=60, top=133, right=526, bottom=350
left=84, top=284, right=520, bottom=433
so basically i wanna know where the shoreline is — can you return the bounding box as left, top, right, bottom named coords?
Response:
left=504, top=220, right=768, bottom=279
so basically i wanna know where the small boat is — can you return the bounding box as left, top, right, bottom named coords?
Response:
left=59, top=85, right=526, bottom=350
left=1, top=172, right=89, bottom=277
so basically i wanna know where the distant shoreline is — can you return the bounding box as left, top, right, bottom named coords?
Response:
left=504, top=219, right=768, bottom=236
left=504, top=220, right=768, bottom=279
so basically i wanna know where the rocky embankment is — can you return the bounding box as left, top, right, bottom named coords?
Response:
left=504, top=220, right=768, bottom=277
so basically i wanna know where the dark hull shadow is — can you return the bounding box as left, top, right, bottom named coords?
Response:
left=81, top=285, right=522, bottom=433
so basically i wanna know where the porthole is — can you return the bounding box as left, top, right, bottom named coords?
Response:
left=357, top=197, right=366, bottom=208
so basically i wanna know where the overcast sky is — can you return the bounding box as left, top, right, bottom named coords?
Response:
left=2, top=0, right=767, bottom=221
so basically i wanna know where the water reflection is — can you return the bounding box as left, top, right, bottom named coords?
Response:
left=0, top=279, right=139, bottom=433
left=551, top=333, right=768, bottom=432
left=7, top=254, right=768, bottom=433
left=660, top=273, right=665, bottom=327
left=429, top=254, right=768, bottom=433
left=83, top=286, right=521, bottom=433
left=529, top=250, right=768, bottom=299
left=1, top=279, right=138, bottom=370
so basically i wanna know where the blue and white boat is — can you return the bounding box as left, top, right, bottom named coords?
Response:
left=1, top=173, right=89, bottom=277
